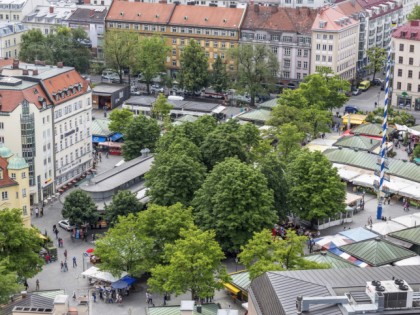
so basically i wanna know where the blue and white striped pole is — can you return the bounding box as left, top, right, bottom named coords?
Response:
left=376, top=45, right=391, bottom=220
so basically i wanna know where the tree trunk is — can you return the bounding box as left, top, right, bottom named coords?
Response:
left=250, top=94, right=255, bottom=107
left=372, top=69, right=376, bottom=81
left=146, top=83, right=150, bottom=95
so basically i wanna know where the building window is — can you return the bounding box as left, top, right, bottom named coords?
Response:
left=408, top=70, right=413, bottom=78
left=23, top=205, right=27, bottom=215
left=283, top=71, right=290, bottom=78
left=418, top=85, right=420, bottom=93
left=172, top=38, right=177, bottom=44
left=303, top=62, right=308, bottom=69
left=2, top=191, right=8, bottom=200
left=397, top=82, right=401, bottom=89
left=398, top=56, right=403, bottom=63
left=304, top=50, right=308, bottom=57
left=22, top=172, right=26, bottom=179
left=298, top=49, right=302, bottom=56
left=328, top=56, right=332, bottom=62
left=297, top=73, right=301, bottom=79
left=172, top=49, right=176, bottom=56
left=397, top=69, right=402, bottom=77
left=271, top=46, right=278, bottom=54
left=284, top=59, right=290, bottom=68
left=298, top=61, right=302, bottom=68
left=11, top=173, right=16, bottom=179
left=172, top=27, right=177, bottom=33
left=284, top=48, right=291, bottom=56
left=410, top=45, right=414, bottom=53
left=205, top=40, right=210, bottom=47
left=271, top=35, right=280, bottom=41
left=409, top=58, right=413, bottom=65
left=172, top=60, right=177, bottom=66
left=22, top=188, right=26, bottom=198
left=316, top=44, right=321, bottom=50
left=408, top=83, right=412, bottom=91
left=214, top=41, right=218, bottom=48
left=328, top=45, right=333, bottom=51
left=399, top=43, right=404, bottom=51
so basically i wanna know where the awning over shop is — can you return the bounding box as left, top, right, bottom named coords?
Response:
left=339, top=227, right=378, bottom=242
left=342, top=114, right=367, bottom=125
left=393, top=256, right=420, bottom=266
left=92, top=136, right=107, bottom=143
left=81, top=266, right=127, bottom=283
left=345, top=192, right=363, bottom=205
left=223, top=283, right=241, bottom=295
left=110, top=133, right=123, bottom=142
left=111, top=275, right=136, bottom=289
left=314, top=234, right=353, bottom=250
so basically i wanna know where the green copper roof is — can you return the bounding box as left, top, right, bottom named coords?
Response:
left=259, top=98, right=279, bottom=110
left=229, top=270, right=251, bottom=291
left=147, top=303, right=219, bottom=315
left=333, top=135, right=380, bottom=151
left=0, top=146, right=13, bottom=158
left=237, top=109, right=272, bottom=124
left=304, top=252, right=355, bottom=269
left=7, top=156, right=28, bottom=170
left=323, top=148, right=420, bottom=183
left=351, top=123, right=395, bottom=137
left=390, top=227, right=420, bottom=246
left=339, top=238, right=416, bottom=267
left=91, top=118, right=112, bottom=137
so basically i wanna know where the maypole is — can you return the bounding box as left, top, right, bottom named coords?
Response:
left=376, top=45, right=392, bottom=220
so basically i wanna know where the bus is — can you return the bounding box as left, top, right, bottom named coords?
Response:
left=358, top=80, right=371, bottom=91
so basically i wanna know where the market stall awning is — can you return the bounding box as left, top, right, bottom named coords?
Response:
left=339, top=227, right=378, bottom=242
left=392, top=214, right=420, bottom=228
left=111, top=275, right=136, bottom=289
left=342, top=114, right=367, bottom=125
left=314, top=234, right=353, bottom=250
left=368, top=221, right=408, bottom=236
left=223, top=283, right=241, bottom=295
left=92, top=136, right=107, bottom=143
left=81, top=266, right=127, bottom=283
left=345, top=192, right=363, bottom=206
left=393, top=256, right=420, bottom=266
left=110, top=133, right=123, bottom=142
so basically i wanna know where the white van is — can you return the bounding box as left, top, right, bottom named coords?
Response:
left=168, top=95, right=184, bottom=101
left=102, top=69, right=119, bottom=80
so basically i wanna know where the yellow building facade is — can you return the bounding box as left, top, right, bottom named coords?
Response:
left=106, top=1, right=245, bottom=73
left=0, top=146, right=31, bottom=227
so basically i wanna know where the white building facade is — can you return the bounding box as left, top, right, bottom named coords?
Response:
left=0, top=22, right=26, bottom=58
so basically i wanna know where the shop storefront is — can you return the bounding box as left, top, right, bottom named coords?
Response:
left=415, top=98, right=420, bottom=111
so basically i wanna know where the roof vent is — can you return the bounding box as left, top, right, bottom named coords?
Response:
left=120, top=11, right=124, bottom=16
left=399, top=284, right=409, bottom=291
left=204, top=17, right=208, bottom=21
left=394, top=279, right=404, bottom=285
left=184, top=16, right=188, bottom=20
left=137, top=13, right=141, bottom=16
left=376, top=285, right=386, bottom=292
left=223, top=18, right=227, bottom=23
left=155, top=14, right=159, bottom=18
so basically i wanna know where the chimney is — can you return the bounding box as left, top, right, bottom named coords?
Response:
left=57, top=62, right=63, bottom=68
left=12, top=59, right=19, bottom=69
left=49, top=6, right=54, bottom=13
left=254, top=4, right=259, bottom=12
left=271, top=5, right=278, bottom=13
left=32, top=69, right=38, bottom=76
left=22, top=69, right=29, bottom=75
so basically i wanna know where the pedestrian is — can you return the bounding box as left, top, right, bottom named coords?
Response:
left=147, top=292, right=153, bottom=305
left=388, top=197, right=391, bottom=205
left=40, top=208, right=44, bottom=217
left=54, top=229, right=59, bottom=239
left=98, top=152, right=102, bottom=162
left=64, top=249, right=67, bottom=260
left=73, top=256, right=77, bottom=267
left=35, top=208, right=39, bottom=218
left=407, top=202, right=410, bottom=211
left=60, top=261, right=64, bottom=271
left=60, top=238, right=64, bottom=247
left=375, top=102, right=377, bottom=108
left=36, top=279, right=40, bottom=291
left=92, top=291, right=97, bottom=303
left=72, top=291, right=76, bottom=301
left=24, top=280, right=29, bottom=291
left=404, top=202, right=408, bottom=212
left=64, top=261, right=68, bottom=272
left=106, top=151, right=109, bottom=158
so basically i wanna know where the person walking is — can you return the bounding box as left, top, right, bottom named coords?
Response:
left=92, top=291, right=97, bottom=303
left=40, top=208, right=44, bottom=217
left=63, top=261, right=68, bottom=272
left=61, top=261, right=64, bottom=272
left=35, top=208, right=39, bottom=218
left=35, top=279, right=40, bottom=291
left=54, top=228, right=59, bottom=239
left=73, top=256, right=77, bottom=267
left=64, top=249, right=67, bottom=260
left=24, top=280, right=29, bottom=291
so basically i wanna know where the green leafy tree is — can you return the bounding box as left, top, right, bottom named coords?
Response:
left=148, top=225, right=229, bottom=299
left=239, top=229, right=329, bottom=280
left=145, top=150, right=206, bottom=206
left=287, top=150, right=346, bottom=224
left=94, top=214, right=153, bottom=277
left=408, top=5, right=420, bottom=20
left=137, top=36, right=169, bottom=94
left=259, top=154, right=289, bottom=219
left=366, top=47, right=387, bottom=81
left=104, top=190, right=143, bottom=226
left=300, top=107, right=333, bottom=138
left=0, top=260, right=20, bottom=304
left=276, top=123, right=304, bottom=159
left=413, top=145, right=420, bottom=158
left=104, top=30, right=138, bottom=83
left=179, top=39, right=209, bottom=92
left=108, top=108, right=134, bottom=134
left=122, top=115, right=160, bottom=161
left=62, top=190, right=98, bottom=226
left=268, top=104, right=301, bottom=127
left=229, top=44, right=279, bottom=106
left=19, top=29, right=52, bottom=63
left=193, top=158, right=277, bottom=252
left=0, top=209, right=43, bottom=279
left=137, top=203, right=195, bottom=269
left=152, top=93, right=173, bottom=122
left=277, top=88, right=309, bottom=109
left=211, top=55, right=229, bottom=93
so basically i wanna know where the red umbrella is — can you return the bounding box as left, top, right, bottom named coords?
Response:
left=86, top=248, right=94, bottom=253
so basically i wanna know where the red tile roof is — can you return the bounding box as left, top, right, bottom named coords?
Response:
left=0, top=84, right=50, bottom=113
left=0, top=157, right=18, bottom=188
left=393, top=20, right=420, bottom=41
left=312, top=5, right=359, bottom=31
left=170, top=5, right=244, bottom=29
left=107, top=1, right=176, bottom=24
left=355, top=0, right=401, bottom=18
left=242, top=6, right=318, bottom=33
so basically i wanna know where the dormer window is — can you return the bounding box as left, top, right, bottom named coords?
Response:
left=77, top=84, right=82, bottom=92
left=61, top=92, right=65, bottom=99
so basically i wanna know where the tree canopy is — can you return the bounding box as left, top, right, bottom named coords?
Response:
left=0, top=209, right=43, bottom=280
left=229, top=44, right=279, bottom=106
left=286, top=150, right=346, bottom=223
left=148, top=225, right=229, bottom=300
left=62, top=190, right=98, bottom=226
left=239, top=229, right=330, bottom=280
left=137, top=36, right=169, bottom=94
left=193, top=157, right=277, bottom=252
left=407, top=5, right=420, bottom=20
left=366, top=47, right=387, bottom=81
left=122, top=115, right=161, bottom=161
left=179, top=39, right=209, bottom=92
left=104, top=190, right=143, bottom=226
left=0, top=260, right=20, bottom=304
left=152, top=93, right=173, bottom=123
left=211, top=56, right=229, bottom=93
left=108, top=108, right=134, bottom=134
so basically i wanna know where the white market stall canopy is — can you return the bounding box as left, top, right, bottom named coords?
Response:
left=333, top=164, right=367, bottom=181
left=395, top=124, right=420, bottom=136
left=368, top=221, right=407, bottom=236
left=81, top=266, right=127, bottom=283
left=345, top=192, right=363, bottom=205
left=393, top=256, right=420, bottom=266
left=392, top=214, right=420, bottom=228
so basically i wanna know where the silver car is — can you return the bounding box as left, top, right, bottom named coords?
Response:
left=58, top=219, right=76, bottom=231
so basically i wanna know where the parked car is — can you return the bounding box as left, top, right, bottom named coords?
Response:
left=151, top=84, right=164, bottom=93
left=101, top=69, right=119, bottom=81
left=352, top=89, right=362, bottom=96
left=58, top=219, right=76, bottom=231
left=371, top=78, right=384, bottom=86
left=344, top=105, right=359, bottom=114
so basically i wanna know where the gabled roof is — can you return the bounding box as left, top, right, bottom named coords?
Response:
left=229, top=270, right=251, bottom=291
left=312, top=4, right=359, bottom=32
left=147, top=303, right=219, bottom=315
left=390, top=226, right=420, bottom=246
left=106, top=1, right=175, bottom=24
left=236, top=109, right=271, bottom=124
left=323, top=148, right=420, bottom=183
left=258, top=98, right=279, bottom=110
left=91, top=119, right=112, bottom=137
left=169, top=5, right=244, bottom=30
left=67, top=7, right=108, bottom=23
left=393, top=20, right=420, bottom=41
left=1, top=292, right=56, bottom=315
left=0, top=84, right=50, bottom=112
left=304, top=251, right=356, bottom=269
left=339, top=238, right=416, bottom=266
left=333, top=135, right=380, bottom=151
left=351, top=123, right=395, bottom=137
left=241, top=6, right=317, bottom=34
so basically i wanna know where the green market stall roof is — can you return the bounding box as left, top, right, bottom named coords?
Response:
left=236, top=109, right=272, bottom=124
left=323, top=147, right=420, bottom=183
left=91, top=118, right=112, bottom=137
left=304, top=251, right=356, bottom=269
left=333, top=135, right=380, bottom=152
left=339, top=238, right=416, bottom=267
left=230, top=270, right=251, bottom=291
left=351, top=123, right=396, bottom=137
left=258, top=98, right=279, bottom=110
left=390, top=226, right=420, bottom=246
left=147, top=303, right=219, bottom=315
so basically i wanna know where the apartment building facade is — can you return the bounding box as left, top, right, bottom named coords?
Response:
left=311, top=6, right=360, bottom=80
left=0, top=0, right=48, bottom=23
left=0, top=22, right=26, bottom=58
left=0, top=59, right=92, bottom=204
left=0, top=147, right=31, bottom=227
left=106, top=1, right=245, bottom=75
left=240, top=5, right=317, bottom=85
left=392, top=20, right=420, bottom=110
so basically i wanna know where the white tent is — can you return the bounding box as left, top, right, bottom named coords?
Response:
left=334, top=164, right=365, bottom=181
left=81, top=266, right=99, bottom=278
left=399, top=185, right=420, bottom=201
left=394, top=256, right=420, bottom=266
left=368, top=221, right=407, bottom=236
left=392, top=214, right=420, bottom=228
left=352, top=174, right=376, bottom=189
left=345, top=192, right=363, bottom=206
left=81, top=266, right=127, bottom=283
